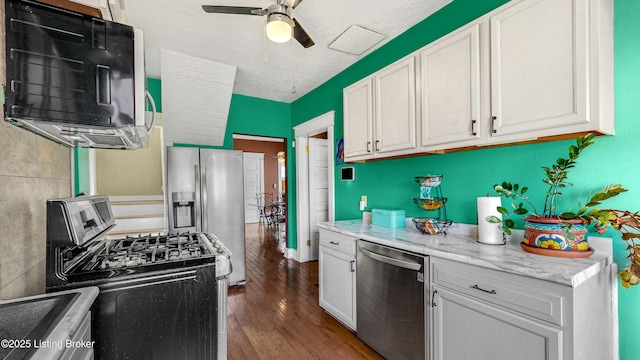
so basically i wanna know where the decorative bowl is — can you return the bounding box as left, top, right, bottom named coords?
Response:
left=412, top=218, right=452, bottom=235
left=414, top=175, right=443, bottom=187
left=413, top=197, right=447, bottom=211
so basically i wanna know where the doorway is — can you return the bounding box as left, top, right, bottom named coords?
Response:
left=233, top=134, right=287, bottom=237
left=294, top=111, right=335, bottom=263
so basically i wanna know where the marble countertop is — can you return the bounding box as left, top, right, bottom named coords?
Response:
left=318, top=220, right=613, bottom=287
left=0, top=286, right=99, bottom=360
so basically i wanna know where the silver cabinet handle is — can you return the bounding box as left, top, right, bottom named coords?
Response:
left=472, top=284, right=496, bottom=295
left=360, top=248, right=421, bottom=271
left=329, top=241, right=340, bottom=245
left=366, top=141, right=371, bottom=153
left=491, top=116, right=498, bottom=134
left=350, top=260, right=355, bottom=272
left=375, top=140, right=380, bottom=152
left=471, top=119, right=477, bottom=136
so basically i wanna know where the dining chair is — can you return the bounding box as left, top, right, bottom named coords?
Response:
left=256, top=193, right=274, bottom=225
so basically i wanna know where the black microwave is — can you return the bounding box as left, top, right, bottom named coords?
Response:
left=3, top=0, right=156, bottom=149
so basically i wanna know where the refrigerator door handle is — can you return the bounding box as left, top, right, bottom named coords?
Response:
left=201, top=165, right=209, bottom=233
left=194, top=164, right=202, bottom=232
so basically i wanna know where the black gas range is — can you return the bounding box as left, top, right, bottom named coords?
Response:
left=45, top=195, right=231, bottom=360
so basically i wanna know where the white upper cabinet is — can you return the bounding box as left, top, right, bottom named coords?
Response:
left=374, top=57, right=417, bottom=154
left=490, top=0, right=597, bottom=137
left=343, top=57, right=417, bottom=161
left=343, top=78, right=374, bottom=159
left=345, top=0, right=613, bottom=159
left=420, top=23, right=482, bottom=147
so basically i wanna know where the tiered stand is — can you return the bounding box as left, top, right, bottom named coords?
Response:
left=412, top=175, right=452, bottom=235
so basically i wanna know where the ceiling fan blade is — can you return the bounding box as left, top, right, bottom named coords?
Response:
left=201, top=5, right=267, bottom=16
left=292, top=18, right=315, bottom=48
left=292, top=0, right=303, bottom=9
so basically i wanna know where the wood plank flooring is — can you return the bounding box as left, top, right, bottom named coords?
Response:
left=227, top=224, right=383, bottom=360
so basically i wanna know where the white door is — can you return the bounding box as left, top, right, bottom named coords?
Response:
left=308, top=138, right=328, bottom=261
left=242, top=152, right=264, bottom=224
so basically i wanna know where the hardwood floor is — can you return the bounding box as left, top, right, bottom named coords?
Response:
left=227, top=224, right=383, bottom=360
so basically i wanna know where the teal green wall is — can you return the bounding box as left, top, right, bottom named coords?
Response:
left=291, top=0, right=640, bottom=358
left=73, top=148, right=91, bottom=195
left=147, top=78, right=162, bottom=113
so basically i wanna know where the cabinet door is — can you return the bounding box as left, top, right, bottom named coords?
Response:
left=374, top=57, right=417, bottom=154
left=319, top=246, right=356, bottom=330
left=490, top=0, right=588, bottom=136
left=432, top=286, right=561, bottom=360
left=344, top=78, right=374, bottom=159
left=421, top=23, right=482, bottom=146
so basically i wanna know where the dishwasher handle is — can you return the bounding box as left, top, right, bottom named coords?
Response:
left=360, top=248, right=422, bottom=271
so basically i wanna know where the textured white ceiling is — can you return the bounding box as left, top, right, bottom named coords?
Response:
left=125, top=0, right=452, bottom=103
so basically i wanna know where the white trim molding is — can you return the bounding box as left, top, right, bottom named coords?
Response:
left=293, top=110, right=335, bottom=263
left=233, top=134, right=285, bottom=142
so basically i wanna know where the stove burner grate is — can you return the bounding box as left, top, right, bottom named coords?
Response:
left=77, top=232, right=217, bottom=271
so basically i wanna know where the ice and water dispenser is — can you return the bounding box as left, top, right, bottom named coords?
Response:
left=172, top=192, right=196, bottom=228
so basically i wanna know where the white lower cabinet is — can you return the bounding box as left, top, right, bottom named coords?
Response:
left=432, top=286, right=561, bottom=360
left=317, top=229, right=615, bottom=360
left=318, top=229, right=357, bottom=330
left=430, top=257, right=615, bottom=360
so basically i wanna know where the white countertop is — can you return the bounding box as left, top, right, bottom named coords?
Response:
left=0, top=286, right=99, bottom=360
left=318, top=220, right=613, bottom=287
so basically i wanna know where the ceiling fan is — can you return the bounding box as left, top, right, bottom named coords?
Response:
left=202, top=0, right=315, bottom=48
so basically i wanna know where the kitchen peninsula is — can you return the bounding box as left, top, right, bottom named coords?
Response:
left=318, top=220, right=616, bottom=360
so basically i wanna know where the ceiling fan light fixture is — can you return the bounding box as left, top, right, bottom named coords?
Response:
left=265, top=12, right=292, bottom=43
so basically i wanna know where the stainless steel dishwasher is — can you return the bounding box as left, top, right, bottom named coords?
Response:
left=357, top=240, right=428, bottom=360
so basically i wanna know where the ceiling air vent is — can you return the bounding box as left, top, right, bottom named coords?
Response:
left=329, top=25, right=386, bottom=56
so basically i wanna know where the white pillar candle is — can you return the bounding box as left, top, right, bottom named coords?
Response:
left=477, top=197, right=505, bottom=245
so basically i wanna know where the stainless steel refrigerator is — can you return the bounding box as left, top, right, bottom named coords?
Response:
left=165, top=146, right=246, bottom=286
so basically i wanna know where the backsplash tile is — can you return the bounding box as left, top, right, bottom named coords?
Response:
left=36, top=136, right=71, bottom=180
left=0, top=260, right=46, bottom=299
left=0, top=0, right=71, bottom=299
left=0, top=122, right=39, bottom=178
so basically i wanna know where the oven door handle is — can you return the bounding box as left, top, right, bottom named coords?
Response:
left=99, top=270, right=198, bottom=293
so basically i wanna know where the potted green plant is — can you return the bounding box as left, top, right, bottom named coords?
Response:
left=486, top=133, right=640, bottom=288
